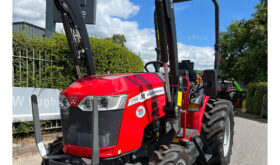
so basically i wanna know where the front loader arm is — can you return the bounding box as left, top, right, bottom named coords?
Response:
left=31, top=1, right=100, bottom=164
left=53, top=0, right=96, bottom=78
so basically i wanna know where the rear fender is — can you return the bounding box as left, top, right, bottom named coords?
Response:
left=186, top=96, right=209, bottom=132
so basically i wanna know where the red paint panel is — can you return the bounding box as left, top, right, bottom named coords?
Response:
left=114, top=73, right=166, bottom=155
left=186, top=96, right=209, bottom=132
left=63, top=144, right=116, bottom=158
left=61, top=73, right=166, bottom=157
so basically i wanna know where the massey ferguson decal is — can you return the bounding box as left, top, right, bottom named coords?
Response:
left=136, top=106, right=146, bottom=118
left=128, top=87, right=165, bottom=106
left=68, top=96, right=79, bottom=105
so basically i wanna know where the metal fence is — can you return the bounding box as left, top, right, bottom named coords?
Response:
left=12, top=47, right=62, bottom=132
left=13, top=47, right=56, bottom=88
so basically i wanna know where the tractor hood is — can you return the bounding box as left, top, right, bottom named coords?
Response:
left=59, top=73, right=166, bottom=158
left=61, top=73, right=164, bottom=107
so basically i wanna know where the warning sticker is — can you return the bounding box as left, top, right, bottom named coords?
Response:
left=136, top=106, right=146, bottom=118
left=177, top=91, right=182, bottom=107
left=37, top=141, right=48, bottom=156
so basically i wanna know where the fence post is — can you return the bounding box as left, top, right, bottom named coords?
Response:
left=51, top=52, right=53, bottom=88
left=12, top=58, right=14, bottom=86
left=33, top=49, right=35, bottom=87
left=39, top=50, right=41, bottom=87
left=19, top=50, right=22, bottom=87
left=261, top=94, right=267, bottom=118
left=12, top=48, right=14, bottom=86
left=45, top=51, right=47, bottom=84
left=26, top=48, right=29, bottom=87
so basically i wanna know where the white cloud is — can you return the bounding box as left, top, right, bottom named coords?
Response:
left=13, top=0, right=45, bottom=27
left=177, top=43, right=214, bottom=70
left=97, top=0, right=139, bottom=19
left=12, top=0, right=214, bottom=70
left=187, top=34, right=208, bottom=41
left=85, top=0, right=156, bottom=63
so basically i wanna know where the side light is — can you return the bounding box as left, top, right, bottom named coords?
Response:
left=77, top=96, right=94, bottom=111
left=77, top=95, right=127, bottom=111
left=59, top=95, right=70, bottom=110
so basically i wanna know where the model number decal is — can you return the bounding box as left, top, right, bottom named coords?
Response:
left=128, top=87, right=165, bottom=106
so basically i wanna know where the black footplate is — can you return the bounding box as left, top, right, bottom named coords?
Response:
left=191, top=134, right=213, bottom=163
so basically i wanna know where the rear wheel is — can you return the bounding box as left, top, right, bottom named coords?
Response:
left=199, top=99, right=234, bottom=165
left=149, top=144, right=196, bottom=165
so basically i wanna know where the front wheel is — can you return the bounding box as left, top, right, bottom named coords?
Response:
left=41, top=137, right=64, bottom=165
left=199, top=99, right=234, bottom=165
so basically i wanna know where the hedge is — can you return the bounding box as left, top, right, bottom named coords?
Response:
left=13, top=32, right=144, bottom=89
left=246, top=82, right=267, bottom=115
left=12, top=120, right=61, bottom=135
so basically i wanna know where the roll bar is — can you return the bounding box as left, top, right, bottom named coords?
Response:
left=154, top=0, right=220, bottom=117
left=154, top=0, right=220, bottom=75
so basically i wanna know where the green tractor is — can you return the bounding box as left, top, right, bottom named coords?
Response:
left=217, top=78, right=246, bottom=108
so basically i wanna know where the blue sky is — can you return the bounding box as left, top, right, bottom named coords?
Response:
left=13, top=0, right=260, bottom=69
left=128, top=0, right=259, bottom=47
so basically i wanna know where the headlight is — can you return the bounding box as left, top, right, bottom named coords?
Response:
left=78, top=95, right=127, bottom=111
left=59, top=95, right=70, bottom=110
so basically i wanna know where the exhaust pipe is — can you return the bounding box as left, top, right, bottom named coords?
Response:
left=212, top=0, right=220, bottom=74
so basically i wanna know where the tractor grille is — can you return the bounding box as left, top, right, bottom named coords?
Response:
left=61, top=107, right=123, bottom=148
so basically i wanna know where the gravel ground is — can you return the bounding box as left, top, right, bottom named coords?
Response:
left=13, top=115, right=267, bottom=165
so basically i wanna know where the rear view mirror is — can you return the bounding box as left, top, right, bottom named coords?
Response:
left=203, top=70, right=217, bottom=97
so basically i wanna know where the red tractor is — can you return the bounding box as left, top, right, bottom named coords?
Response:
left=31, top=0, right=234, bottom=165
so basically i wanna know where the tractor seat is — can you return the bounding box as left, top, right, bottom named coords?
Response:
left=179, top=60, right=197, bottom=82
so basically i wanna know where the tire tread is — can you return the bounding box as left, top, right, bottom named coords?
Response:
left=198, top=99, right=234, bottom=165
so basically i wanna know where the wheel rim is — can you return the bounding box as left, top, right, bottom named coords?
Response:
left=223, top=116, right=231, bottom=157
left=176, top=159, right=187, bottom=165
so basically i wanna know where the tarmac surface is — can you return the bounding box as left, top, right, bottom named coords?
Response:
left=13, top=114, right=267, bottom=165
left=229, top=114, right=267, bottom=165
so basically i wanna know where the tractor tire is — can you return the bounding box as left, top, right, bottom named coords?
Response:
left=47, top=136, right=64, bottom=155
left=149, top=144, right=196, bottom=165
left=41, top=136, right=64, bottom=165
left=198, top=99, right=234, bottom=165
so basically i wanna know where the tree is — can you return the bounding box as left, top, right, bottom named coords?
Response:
left=220, top=1, right=267, bottom=84
left=106, top=34, right=126, bottom=47
left=260, top=0, right=267, bottom=6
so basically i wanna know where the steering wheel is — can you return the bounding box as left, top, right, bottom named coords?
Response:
left=144, top=61, right=164, bottom=72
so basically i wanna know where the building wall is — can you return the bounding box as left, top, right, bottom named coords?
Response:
left=13, top=22, right=45, bottom=39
